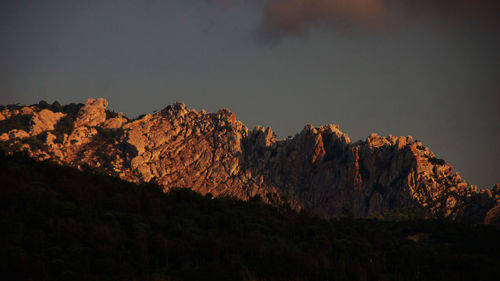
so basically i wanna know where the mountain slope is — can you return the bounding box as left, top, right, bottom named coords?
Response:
left=1, top=152, right=500, bottom=281
left=0, top=99, right=499, bottom=223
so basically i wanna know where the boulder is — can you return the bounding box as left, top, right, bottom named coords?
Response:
left=30, top=109, right=65, bottom=135
left=10, top=129, right=30, bottom=139
left=102, top=113, right=127, bottom=129
left=75, top=98, right=108, bottom=127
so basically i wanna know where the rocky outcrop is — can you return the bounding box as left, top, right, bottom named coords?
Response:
left=30, top=109, right=66, bottom=135
left=0, top=98, right=498, bottom=225
left=484, top=185, right=500, bottom=225
left=102, top=113, right=127, bottom=129
left=74, top=98, right=107, bottom=127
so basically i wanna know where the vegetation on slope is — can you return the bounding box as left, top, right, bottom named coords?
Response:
left=0, top=152, right=499, bottom=281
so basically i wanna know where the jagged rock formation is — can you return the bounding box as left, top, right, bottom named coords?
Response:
left=1, top=98, right=498, bottom=224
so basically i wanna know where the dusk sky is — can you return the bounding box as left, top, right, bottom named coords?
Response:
left=1, top=0, right=499, bottom=187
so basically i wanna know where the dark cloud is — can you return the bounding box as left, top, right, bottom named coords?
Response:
left=258, top=0, right=500, bottom=41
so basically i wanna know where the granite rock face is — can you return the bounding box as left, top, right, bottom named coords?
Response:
left=30, top=109, right=66, bottom=135
left=74, top=98, right=107, bottom=127
left=1, top=98, right=498, bottom=224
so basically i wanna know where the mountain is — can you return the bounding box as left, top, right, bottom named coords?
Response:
left=1, top=98, right=499, bottom=224
left=1, top=152, right=500, bottom=281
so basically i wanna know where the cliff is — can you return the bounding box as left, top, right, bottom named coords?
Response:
left=1, top=98, right=498, bottom=224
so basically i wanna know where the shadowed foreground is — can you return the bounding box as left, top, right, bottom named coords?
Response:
left=0, top=153, right=499, bottom=281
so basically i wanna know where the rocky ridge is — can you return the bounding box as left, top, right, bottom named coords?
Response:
left=1, top=98, right=498, bottom=224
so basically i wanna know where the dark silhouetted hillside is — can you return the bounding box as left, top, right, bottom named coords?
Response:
left=1, top=152, right=499, bottom=281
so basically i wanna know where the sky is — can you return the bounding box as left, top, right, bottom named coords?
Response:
left=1, top=0, right=499, bottom=187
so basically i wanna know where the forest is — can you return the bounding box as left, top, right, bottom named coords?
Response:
left=0, top=152, right=499, bottom=281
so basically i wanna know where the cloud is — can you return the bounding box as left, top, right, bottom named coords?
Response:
left=263, top=0, right=386, bottom=33
left=258, top=0, right=500, bottom=41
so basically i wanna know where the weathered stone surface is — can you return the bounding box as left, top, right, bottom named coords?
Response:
left=10, top=129, right=30, bottom=139
left=0, top=98, right=498, bottom=225
left=102, top=113, right=127, bottom=129
left=30, top=109, right=66, bottom=135
left=74, top=98, right=108, bottom=127
left=21, top=107, right=34, bottom=115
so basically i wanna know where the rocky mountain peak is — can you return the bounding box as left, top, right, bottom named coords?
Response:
left=0, top=98, right=498, bottom=225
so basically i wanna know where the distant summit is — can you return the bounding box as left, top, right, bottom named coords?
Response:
left=1, top=98, right=499, bottom=224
